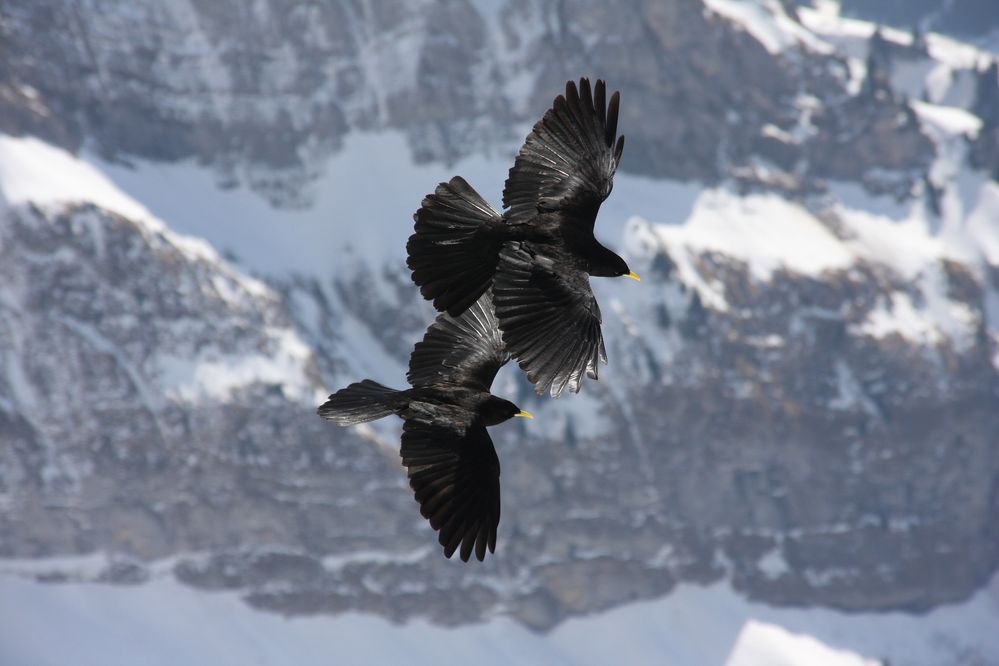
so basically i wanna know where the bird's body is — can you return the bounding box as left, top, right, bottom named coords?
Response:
left=318, top=295, right=527, bottom=562
left=483, top=213, right=621, bottom=273
left=407, top=78, right=637, bottom=396
left=379, top=384, right=520, bottom=430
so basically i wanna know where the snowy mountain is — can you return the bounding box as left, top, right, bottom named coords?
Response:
left=1, top=0, right=999, bottom=663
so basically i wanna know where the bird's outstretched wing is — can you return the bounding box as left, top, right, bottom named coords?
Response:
left=503, top=78, right=625, bottom=227
left=401, top=420, right=501, bottom=562
left=407, top=293, right=511, bottom=392
left=493, top=243, right=606, bottom=397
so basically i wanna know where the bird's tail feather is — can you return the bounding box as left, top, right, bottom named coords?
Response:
left=318, top=380, right=405, bottom=425
left=407, top=176, right=504, bottom=317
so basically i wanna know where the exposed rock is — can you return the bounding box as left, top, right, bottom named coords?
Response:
left=0, top=0, right=934, bottom=201
left=970, top=60, right=999, bottom=181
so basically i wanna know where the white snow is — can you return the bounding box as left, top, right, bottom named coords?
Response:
left=797, top=3, right=917, bottom=58
left=850, top=291, right=970, bottom=348
left=828, top=360, right=877, bottom=414
left=726, top=621, right=877, bottom=666
left=912, top=99, right=983, bottom=138
left=830, top=205, right=952, bottom=279
left=756, top=547, right=791, bottom=580
left=859, top=265, right=981, bottom=350
left=924, top=32, right=994, bottom=73
left=0, top=553, right=112, bottom=580
left=633, top=189, right=853, bottom=282
left=157, top=328, right=318, bottom=404
left=94, top=132, right=506, bottom=282
left=703, top=0, right=833, bottom=55
left=0, top=565, right=997, bottom=666
left=0, top=135, right=150, bottom=221
left=321, top=547, right=431, bottom=571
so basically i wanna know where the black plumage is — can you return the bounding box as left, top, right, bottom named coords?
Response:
left=407, top=78, right=637, bottom=397
left=318, top=296, right=528, bottom=562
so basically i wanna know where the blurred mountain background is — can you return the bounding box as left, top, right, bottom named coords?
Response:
left=1, top=0, right=998, bottom=663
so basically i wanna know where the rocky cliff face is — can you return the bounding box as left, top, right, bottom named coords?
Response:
left=971, top=60, right=999, bottom=180
left=1, top=0, right=998, bottom=632
left=0, top=0, right=509, bottom=204
left=1, top=0, right=935, bottom=202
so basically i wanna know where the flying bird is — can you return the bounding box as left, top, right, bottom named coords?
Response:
left=318, top=295, right=530, bottom=562
left=407, top=77, right=638, bottom=397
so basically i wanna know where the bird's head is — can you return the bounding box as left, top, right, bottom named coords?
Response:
left=481, top=396, right=533, bottom=426
left=591, top=249, right=641, bottom=282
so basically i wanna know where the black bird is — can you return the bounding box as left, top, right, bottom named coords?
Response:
left=317, top=295, right=531, bottom=561
left=407, top=77, right=638, bottom=397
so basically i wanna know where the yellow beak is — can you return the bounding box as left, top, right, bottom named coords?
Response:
left=514, top=410, right=534, bottom=419
left=625, top=271, right=641, bottom=281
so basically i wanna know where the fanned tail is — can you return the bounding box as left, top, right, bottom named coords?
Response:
left=317, top=380, right=405, bottom=426
left=407, top=176, right=505, bottom=317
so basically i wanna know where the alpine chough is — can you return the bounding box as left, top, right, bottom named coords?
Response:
left=407, top=77, right=638, bottom=397
left=318, top=295, right=530, bottom=561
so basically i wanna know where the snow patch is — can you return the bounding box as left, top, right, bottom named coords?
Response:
left=157, top=328, right=317, bottom=404
left=0, top=134, right=272, bottom=300
left=0, top=135, right=150, bottom=222
left=623, top=178, right=982, bottom=351
left=638, top=189, right=853, bottom=286
left=832, top=205, right=959, bottom=278
left=757, top=548, right=791, bottom=580
left=726, top=620, right=878, bottom=666
left=851, top=289, right=977, bottom=349
left=321, top=547, right=431, bottom=572
left=798, top=4, right=919, bottom=56
left=703, top=0, right=833, bottom=55
left=911, top=100, right=982, bottom=138
left=828, top=361, right=877, bottom=414
left=94, top=131, right=504, bottom=282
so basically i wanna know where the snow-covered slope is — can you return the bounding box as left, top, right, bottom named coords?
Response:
left=0, top=134, right=319, bottom=409
left=1, top=559, right=997, bottom=666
